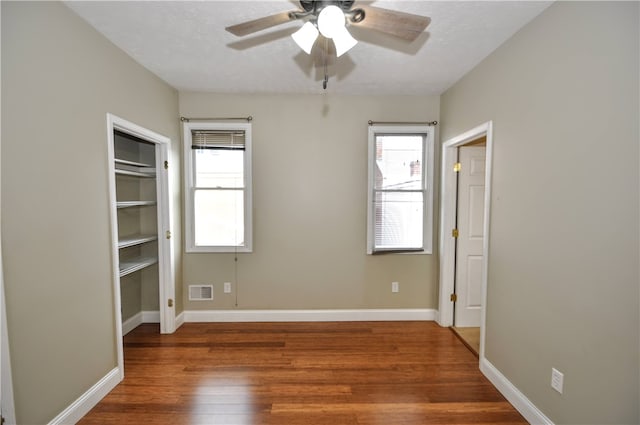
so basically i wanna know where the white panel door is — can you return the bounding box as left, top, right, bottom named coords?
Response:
left=454, top=146, right=486, bottom=327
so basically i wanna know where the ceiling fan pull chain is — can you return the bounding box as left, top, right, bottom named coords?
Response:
left=323, top=37, right=329, bottom=90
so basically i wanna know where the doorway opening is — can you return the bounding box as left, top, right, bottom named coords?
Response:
left=106, top=114, right=176, bottom=378
left=438, top=122, right=493, bottom=360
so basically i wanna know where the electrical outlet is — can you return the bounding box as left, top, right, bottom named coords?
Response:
left=391, top=281, right=399, bottom=293
left=551, top=368, right=564, bottom=394
left=224, top=282, right=232, bottom=293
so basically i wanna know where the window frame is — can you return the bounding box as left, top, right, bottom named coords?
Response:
left=366, top=125, right=434, bottom=255
left=183, top=121, right=253, bottom=253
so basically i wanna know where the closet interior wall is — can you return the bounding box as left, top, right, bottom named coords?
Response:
left=114, top=131, right=160, bottom=324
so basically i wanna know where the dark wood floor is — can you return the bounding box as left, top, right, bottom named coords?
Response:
left=79, top=321, right=527, bottom=425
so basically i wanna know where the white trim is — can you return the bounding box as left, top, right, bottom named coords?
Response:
left=106, top=113, right=177, bottom=378
left=121, top=311, right=161, bottom=336
left=155, top=138, right=176, bottom=335
left=1, top=234, right=16, bottom=425
left=182, top=309, right=436, bottom=323
left=183, top=121, right=253, bottom=253
left=106, top=114, right=125, bottom=378
left=437, top=121, right=493, bottom=360
left=480, top=124, right=493, bottom=360
left=141, top=310, right=160, bottom=323
left=47, top=367, right=121, bottom=425
left=121, top=313, right=141, bottom=336
left=480, top=358, right=554, bottom=425
left=366, top=125, right=434, bottom=255
left=175, top=311, right=185, bottom=329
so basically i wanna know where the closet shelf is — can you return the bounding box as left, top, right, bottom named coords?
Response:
left=118, top=235, right=158, bottom=249
left=117, top=201, right=157, bottom=209
left=114, top=158, right=154, bottom=168
left=119, top=256, right=158, bottom=277
left=115, top=169, right=155, bottom=178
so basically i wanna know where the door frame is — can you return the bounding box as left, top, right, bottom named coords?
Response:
left=1, top=56, right=17, bottom=422
left=1, top=227, right=16, bottom=424
left=106, top=114, right=176, bottom=377
left=438, top=121, right=493, bottom=358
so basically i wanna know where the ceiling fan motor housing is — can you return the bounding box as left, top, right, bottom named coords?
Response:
left=299, top=0, right=356, bottom=14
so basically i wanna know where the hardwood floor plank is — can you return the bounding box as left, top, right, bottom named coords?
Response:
left=79, top=322, right=527, bottom=425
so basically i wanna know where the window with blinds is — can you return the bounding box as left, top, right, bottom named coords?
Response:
left=183, top=123, right=252, bottom=252
left=191, top=130, right=246, bottom=151
left=367, top=125, right=433, bottom=254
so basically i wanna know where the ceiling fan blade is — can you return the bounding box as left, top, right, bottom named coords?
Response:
left=350, top=6, right=430, bottom=42
left=226, top=11, right=298, bottom=37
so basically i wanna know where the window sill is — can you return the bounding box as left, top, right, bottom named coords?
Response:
left=367, top=249, right=432, bottom=256
left=186, top=246, right=253, bottom=254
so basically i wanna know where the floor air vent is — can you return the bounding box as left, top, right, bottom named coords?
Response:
left=189, top=284, right=214, bottom=301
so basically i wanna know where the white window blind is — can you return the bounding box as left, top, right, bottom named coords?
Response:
left=192, top=130, right=246, bottom=150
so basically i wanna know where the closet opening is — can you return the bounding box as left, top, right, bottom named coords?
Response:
left=106, top=114, right=176, bottom=376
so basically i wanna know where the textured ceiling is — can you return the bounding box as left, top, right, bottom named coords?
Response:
left=65, top=1, right=552, bottom=95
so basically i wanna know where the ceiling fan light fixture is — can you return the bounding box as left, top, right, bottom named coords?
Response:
left=291, top=21, right=319, bottom=54
left=332, top=26, right=358, bottom=57
left=317, top=5, right=346, bottom=39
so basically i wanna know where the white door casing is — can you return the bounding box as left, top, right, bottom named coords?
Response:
left=438, top=121, right=493, bottom=360
left=454, top=146, right=486, bottom=327
left=1, top=237, right=17, bottom=424
left=106, top=113, right=176, bottom=378
left=1, top=55, right=17, bottom=421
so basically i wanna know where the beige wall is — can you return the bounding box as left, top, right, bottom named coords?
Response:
left=1, top=2, right=180, bottom=423
left=180, top=93, right=440, bottom=311
left=441, top=2, right=639, bottom=423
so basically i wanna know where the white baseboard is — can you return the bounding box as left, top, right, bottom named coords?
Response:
left=175, top=311, right=185, bottom=329
left=480, top=357, right=554, bottom=425
left=122, top=310, right=160, bottom=335
left=182, top=308, right=436, bottom=323
left=48, top=367, right=121, bottom=425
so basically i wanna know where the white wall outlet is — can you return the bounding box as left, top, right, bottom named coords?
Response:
left=224, top=282, right=232, bottom=293
left=391, top=281, right=399, bottom=293
left=551, top=368, right=564, bottom=394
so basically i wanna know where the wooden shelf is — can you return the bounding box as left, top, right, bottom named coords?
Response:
left=115, top=169, right=155, bottom=178
left=118, top=235, right=158, bottom=249
left=119, top=256, right=158, bottom=277
left=114, top=158, right=155, bottom=178
left=117, top=201, right=157, bottom=209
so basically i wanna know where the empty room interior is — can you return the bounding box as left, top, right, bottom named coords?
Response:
left=1, top=1, right=639, bottom=424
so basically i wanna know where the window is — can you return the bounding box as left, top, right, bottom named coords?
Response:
left=184, top=122, right=252, bottom=252
left=367, top=125, right=433, bottom=254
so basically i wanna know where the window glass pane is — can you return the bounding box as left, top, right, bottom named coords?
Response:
left=194, top=149, right=244, bottom=188
left=374, top=191, right=423, bottom=250
left=194, top=189, right=244, bottom=247
left=375, top=135, right=423, bottom=190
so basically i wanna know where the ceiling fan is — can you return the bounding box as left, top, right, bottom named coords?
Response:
left=225, top=1, right=431, bottom=89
